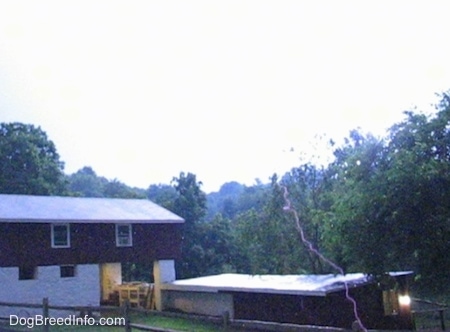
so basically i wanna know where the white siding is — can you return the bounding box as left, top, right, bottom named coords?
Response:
left=162, top=290, right=234, bottom=319
left=0, top=264, right=100, bottom=318
left=153, top=260, right=176, bottom=311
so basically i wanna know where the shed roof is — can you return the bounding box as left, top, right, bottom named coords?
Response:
left=0, top=194, right=184, bottom=224
left=162, top=272, right=413, bottom=296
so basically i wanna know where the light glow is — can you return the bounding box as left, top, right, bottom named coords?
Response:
left=398, top=294, right=411, bottom=306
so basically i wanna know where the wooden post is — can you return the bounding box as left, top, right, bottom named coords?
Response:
left=124, top=299, right=131, bottom=332
left=411, top=311, right=416, bottom=331
left=42, top=297, right=49, bottom=332
left=439, top=309, right=445, bottom=331
left=222, top=311, right=230, bottom=330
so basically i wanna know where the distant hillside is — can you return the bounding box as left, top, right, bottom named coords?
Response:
left=206, top=181, right=269, bottom=220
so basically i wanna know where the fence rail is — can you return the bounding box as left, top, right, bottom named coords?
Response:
left=411, top=298, right=448, bottom=331
left=1, top=298, right=446, bottom=331
left=0, top=298, right=351, bottom=332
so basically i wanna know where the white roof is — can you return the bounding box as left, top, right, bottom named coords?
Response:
left=0, top=194, right=184, bottom=223
left=162, top=272, right=413, bottom=296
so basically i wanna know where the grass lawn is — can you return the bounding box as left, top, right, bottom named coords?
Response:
left=3, top=306, right=449, bottom=331
left=1, top=311, right=254, bottom=331
left=130, top=313, right=244, bottom=331
left=414, top=310, right=449, bottom=331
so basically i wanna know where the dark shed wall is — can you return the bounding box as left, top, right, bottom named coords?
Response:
left=0, top=223, right=182, bottom=267
left=232, top=284, right=413, bottom=330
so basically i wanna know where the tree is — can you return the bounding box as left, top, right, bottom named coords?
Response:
left=280, top=164, right=334, bottom=274
left=67, top=166, right=146, bottom=198
left=258, top=174, right=307, bottom=274
left=328, top=95, right=450, bottom=296
left=67, top=166, right=107, bottom=197
left=382, top=100, right=450, bottom=293
left=231, top=208, right=265, bottom=273
left=172, top=172, right=207, bottom=225
left=0, top=122, right=66, bottom=195
left=103, top=178, right=145, bottom=198
left=329, top=131, right=390, bottom=274
left=146, top=184, right=177, bottom=210
left=171, top=172, right=207, bottom=278
left=230, top=174, right=311, bottom=275
left=206, top=181, right=244, bottom=220
left=196, top=214, right=238, bottom=275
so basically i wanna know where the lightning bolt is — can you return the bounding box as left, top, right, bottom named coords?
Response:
left=280, top=184, right=367, bottom=332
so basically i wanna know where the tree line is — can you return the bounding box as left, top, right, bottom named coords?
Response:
left=1, top=93, right=449, bottom=301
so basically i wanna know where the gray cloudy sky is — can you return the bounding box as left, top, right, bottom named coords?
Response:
left=1, top=1, right=449, bottom=192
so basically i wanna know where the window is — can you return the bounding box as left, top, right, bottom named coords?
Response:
left=19, top=266, right=36, bottom=280
left=60, top=265, right=76, bottom=278
left=116, top=224, right=132, bottom=247
left=51, top=224, right=70, bottom=248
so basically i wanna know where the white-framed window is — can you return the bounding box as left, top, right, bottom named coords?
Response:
left=116, top=224, right=132, bottom=247
left=51, top=224, right=70, bottom=248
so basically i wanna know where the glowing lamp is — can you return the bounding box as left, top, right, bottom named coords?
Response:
left=398, top=294, right=411, bottom=306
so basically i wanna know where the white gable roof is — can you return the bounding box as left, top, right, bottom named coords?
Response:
left=0, top=194, right=184, bottom=223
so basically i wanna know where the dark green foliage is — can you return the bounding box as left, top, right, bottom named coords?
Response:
left=122, top=262, right=154, bottom=282
left=329, top=132, right=390, bottom=273
left=383, top=102, right=450, bottom=292
left=67, top=166, right=146, bottom=198
left=172, top=172, right=207, bottom=226
left=195, top=214, right=238, bottom=275
left=232, top=175, right=306, bottom=274
left=147, top=184, right=177, bottom=210
left=231, top=209, right=264, bottom=273
left=67, top=166, right=107, bottom=197
left=103, top=178, right=146, bottom=198
left=280, top=164, right=333, bottom=274
left=206, top=181, right=267, bottom=220
left=0, top=122, right=66, bottom=195
left=171, top=172, right=208, bottom=278
left=328, top=95, right=450, bottom=295
left=222, top=171, right=330, bottom=275
left=207, top=181, right=244, bottom=220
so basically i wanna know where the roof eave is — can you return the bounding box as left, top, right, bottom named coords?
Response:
left=0, top=218, right=185, bottom=224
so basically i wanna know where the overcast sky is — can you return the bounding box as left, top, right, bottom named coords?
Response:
left=1, top=1, right=449, bottom=193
